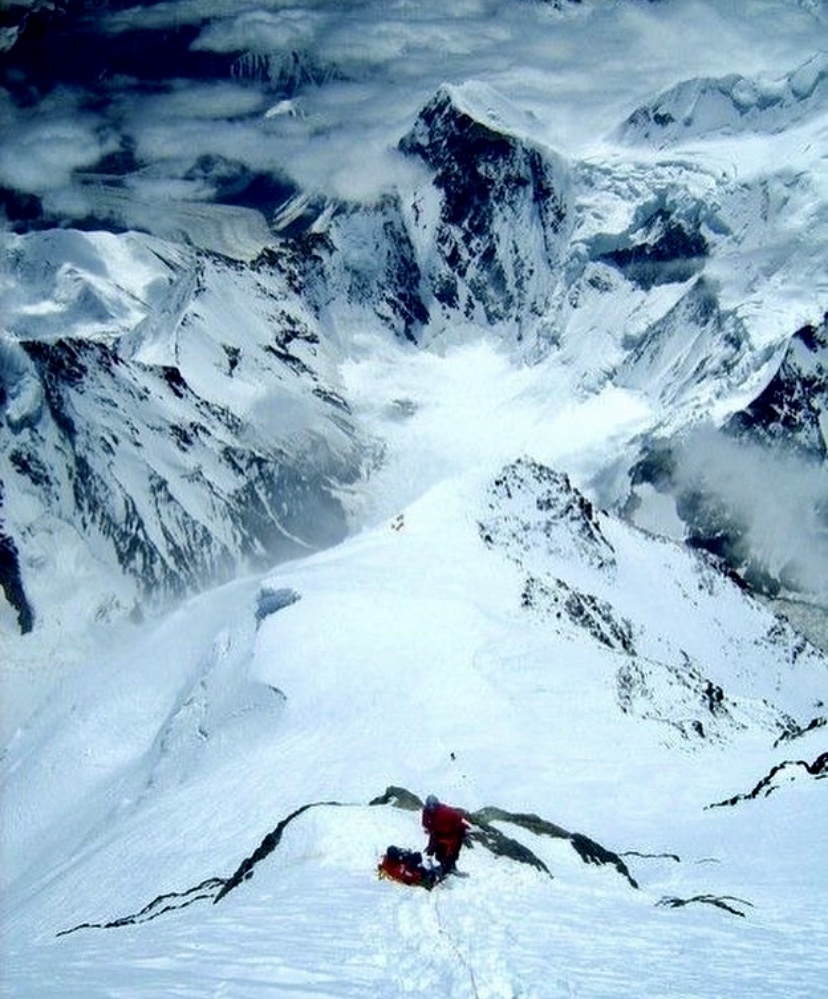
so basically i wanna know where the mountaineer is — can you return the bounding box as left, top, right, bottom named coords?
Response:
left=421, top=794, right=469, bottom=877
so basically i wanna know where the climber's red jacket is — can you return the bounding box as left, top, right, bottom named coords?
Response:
left=422, top=803, right=468, bottom=862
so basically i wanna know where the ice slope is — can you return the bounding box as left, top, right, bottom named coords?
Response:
left=2, top=446, right=826, bottom=997
left=618, top=52, right=828, bottom=147
left=2, top=3, right=828, bottom=994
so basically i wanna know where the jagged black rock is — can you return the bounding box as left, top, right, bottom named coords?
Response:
left=57, top=785, right=641, bottom=936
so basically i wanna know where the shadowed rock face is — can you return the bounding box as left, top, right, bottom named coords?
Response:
left=596, top=206, right=708, bottom=290
left=399, top=85, right=569, bottom=331
left=17, top=333, right=356, bottom=601
left=0, top=531, right=33, bottom=633
left=1, top=233, right=374, bottom=632
left=625, top=313, right=828, bottom=599
left=725, top=315, right=828, bottom=462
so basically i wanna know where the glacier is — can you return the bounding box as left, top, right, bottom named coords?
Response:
left=1, top=1, right=828, bottom=996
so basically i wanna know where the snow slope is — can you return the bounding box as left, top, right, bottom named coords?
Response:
left=2, top=431, right=826, bottom=997
left=2, top=2, right=828, bottom=996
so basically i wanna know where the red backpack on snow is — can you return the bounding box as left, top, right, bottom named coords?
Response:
left=377, top=846, right=438, bottom=889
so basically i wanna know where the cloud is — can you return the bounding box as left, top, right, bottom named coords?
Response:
left=100, top=0, right=371, bottom=35
left=2, top=0, right=825, bottom=215
left=130, top=116, right=285, bottom=174
left=673, top=425, right=828, bottom=596
left=129, top=81, right=268, bottom=122
left=191, top=8, right=329, bottom=55
left=0, top=94, right=115, bottom=194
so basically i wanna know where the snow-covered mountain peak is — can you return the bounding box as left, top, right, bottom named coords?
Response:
left=618, top=51, right=828, bottom=148
left=480, top=456, right=616, bottom=576
left=411, top=81, right=543, bottom=147
left=397, top=81, right=571, bottom=339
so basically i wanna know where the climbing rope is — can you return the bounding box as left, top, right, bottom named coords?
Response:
left=430, top=890, right=481, bottom=999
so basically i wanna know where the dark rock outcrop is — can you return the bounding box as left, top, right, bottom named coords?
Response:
left=725, top=315, right=827, bottom=461
left=399, top=84, right=569, bottom=333
left=56, top=878, right=227, bottom=937
left=57, top=784, right=639, bottom=936
left=0, top=530, right=34, bottom=633
left=773, top=715, right=826, bottom=748
left=624, top=314, right=827, bottom=599
left=522, top=574, right=636, bottom=653
left=656, top=894, right=753, bottom=917
left=480, top=457, right=615, bottom=572
left=708, top=751, right=828, bottom=808
left=595, top=205, right=708, bottom=290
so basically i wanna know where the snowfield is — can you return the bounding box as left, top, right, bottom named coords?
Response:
left=2, top=1, right=828, bottom=997
left=3, top=427, right=826, bottom=997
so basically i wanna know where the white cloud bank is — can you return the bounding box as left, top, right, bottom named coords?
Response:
left=1, top=0, right=825, bottom=207
left=674, top=426, right=828, bottom=596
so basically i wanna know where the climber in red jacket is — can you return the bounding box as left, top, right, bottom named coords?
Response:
left=421, top=794, right=470, bottom=876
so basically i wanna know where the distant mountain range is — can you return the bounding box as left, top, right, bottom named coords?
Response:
left=1, top=1, right=826, bottom=642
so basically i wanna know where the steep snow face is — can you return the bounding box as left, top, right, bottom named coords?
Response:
left=0, top=333, right=43, bottom=433
left=478, top=457, right=826, bottom=740
left=314, top=195, right=430, bottom=344
left=625, top=315, right=828, bottom=601
left=613, top=277, right=750, bottom=407
left=618, top=53, right=828, bottom=147
left=725, top=314, right=828, bottom=461
left=0, top=228, right=372, bottom=634
left=2, top=457, right=826, bottom=998
left=398, top=83, right=571, bottom=338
